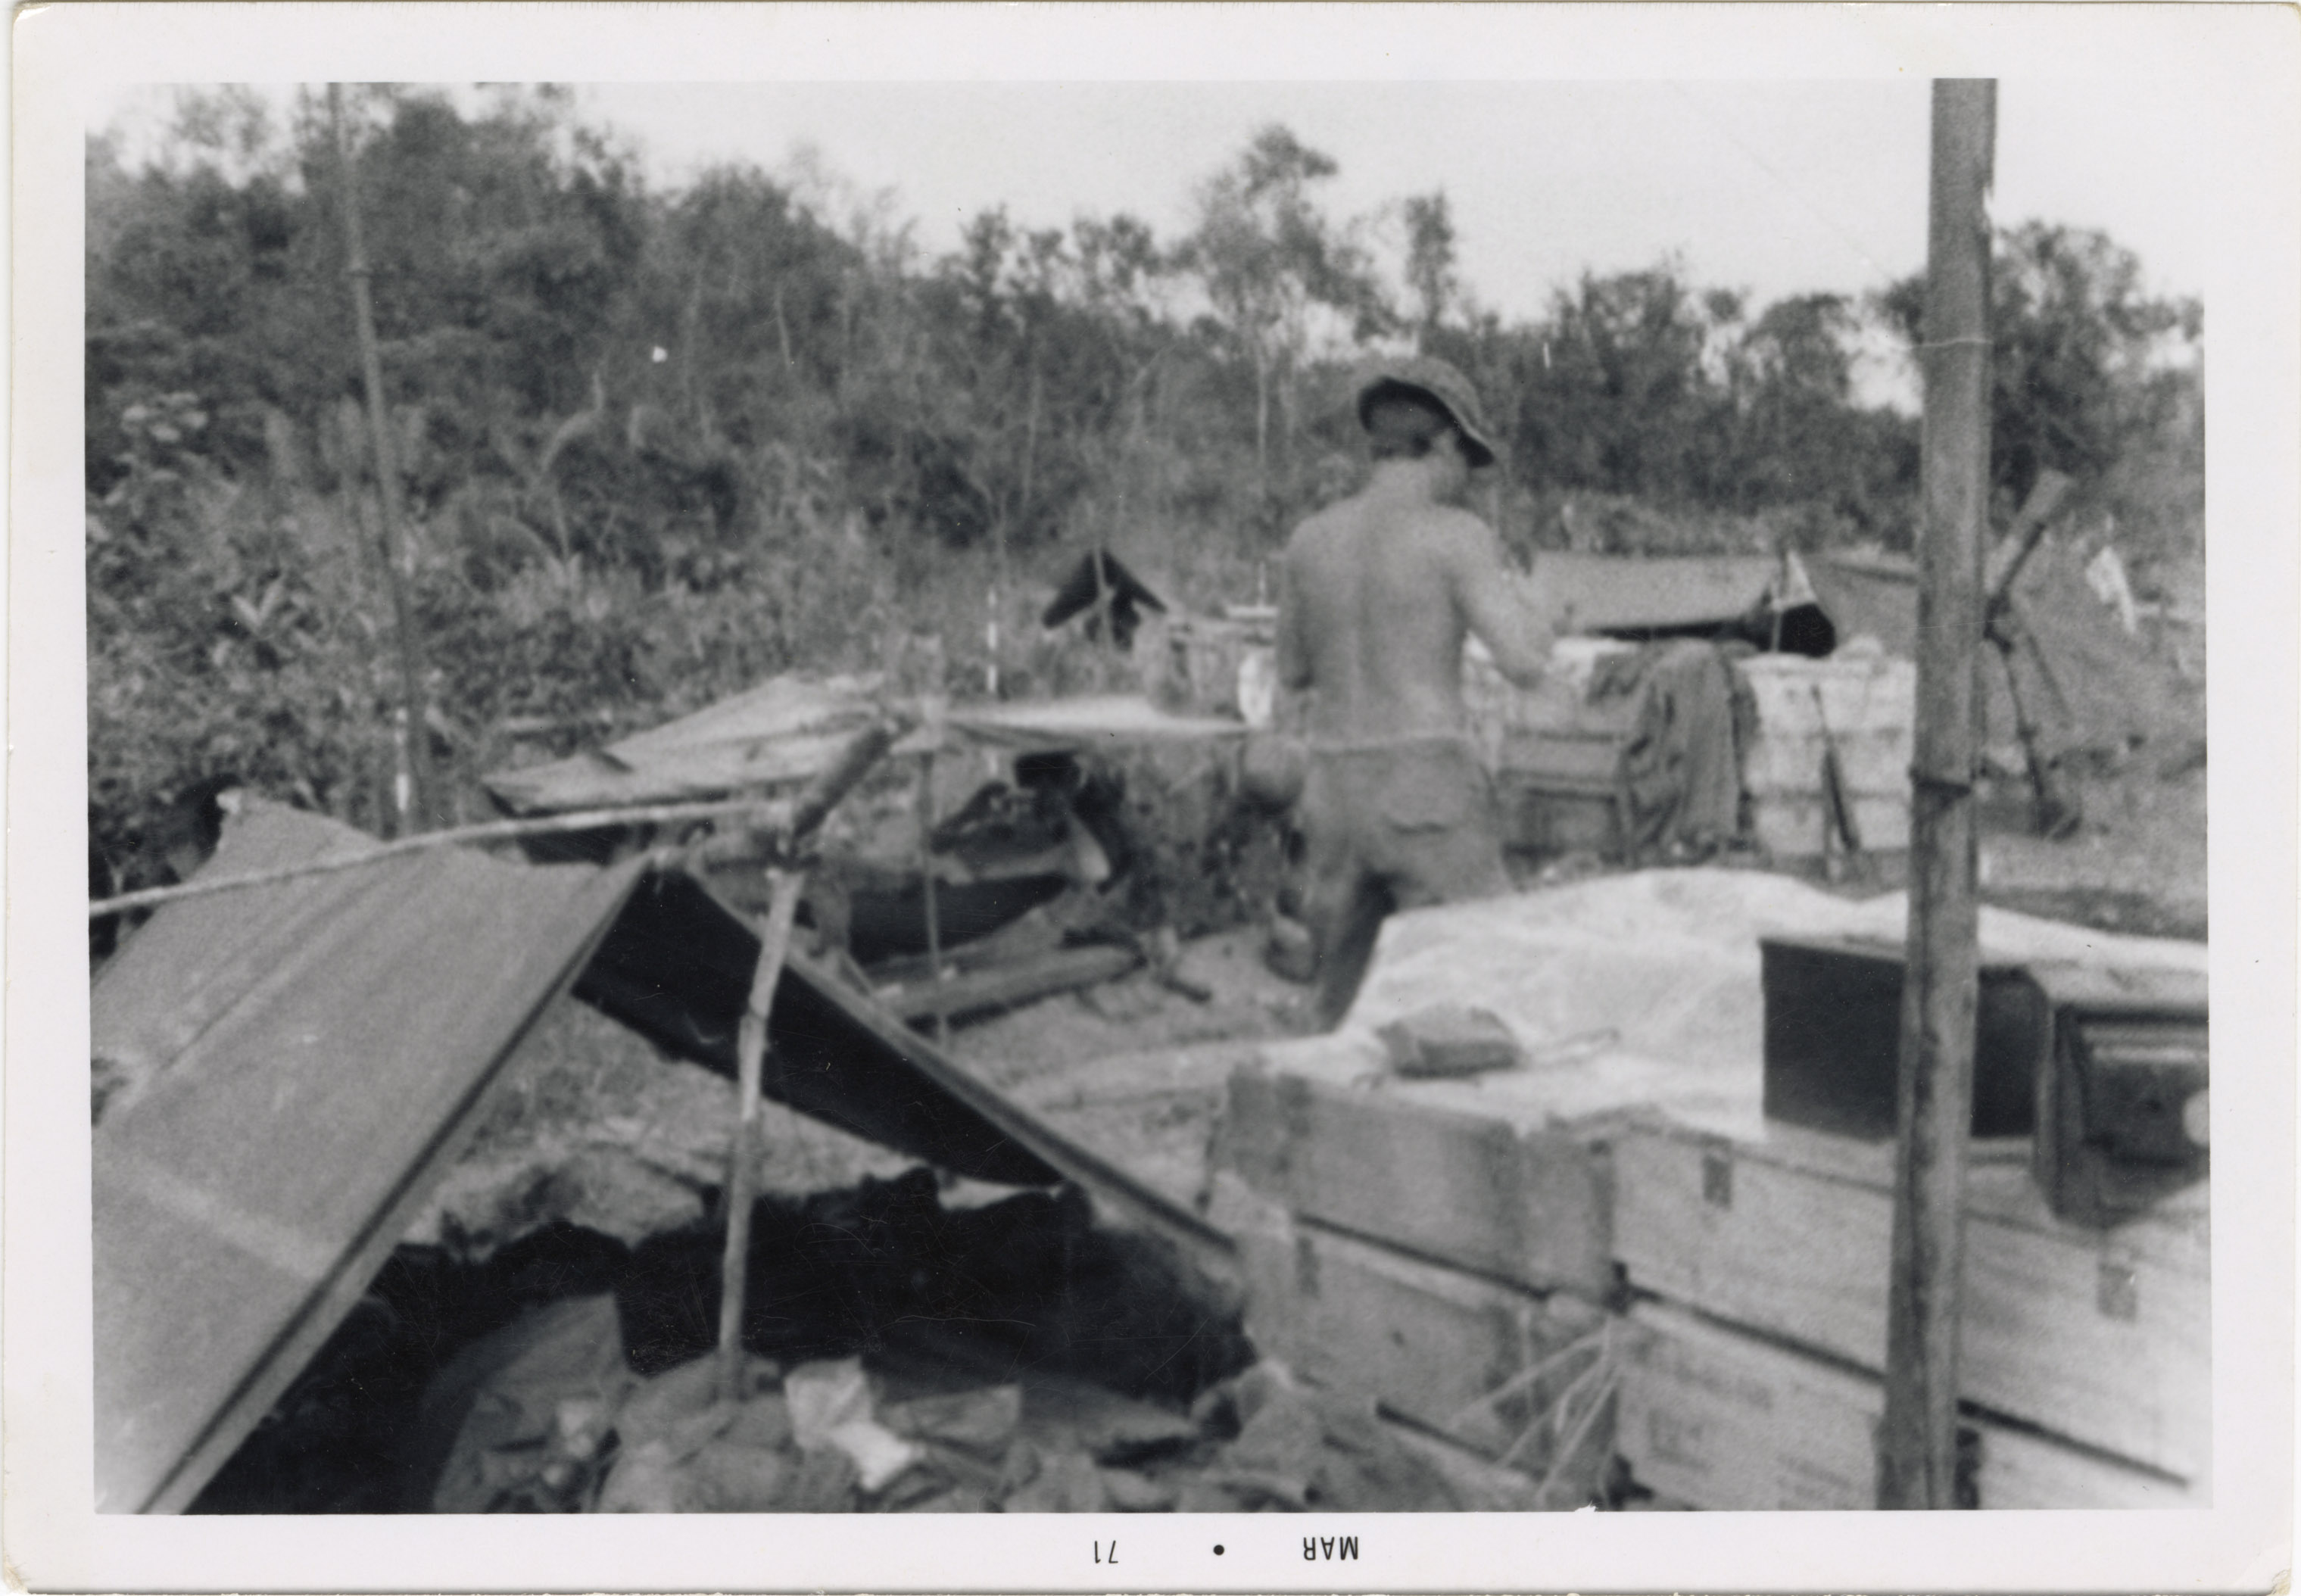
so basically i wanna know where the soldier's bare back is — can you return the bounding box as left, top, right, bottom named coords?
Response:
left=1278, top=470, right=1550, bottom=741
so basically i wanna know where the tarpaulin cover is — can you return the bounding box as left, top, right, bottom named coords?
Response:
left=485, top=676, right=1246, bottom=816
left=1261, top=867, right=2207, bottom=1136
left=92, top=804, right=649, bottom=1513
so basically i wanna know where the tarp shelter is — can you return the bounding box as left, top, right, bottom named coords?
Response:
left=100, top=689, right=1249, bottom=1513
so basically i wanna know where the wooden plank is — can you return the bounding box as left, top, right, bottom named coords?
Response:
left=1213, top=1065, right=1614, bottom=1299
left=1613, top=1120, right=2209, bottom=1477
left=1206, top=1174, right=1610, bottom=1485
left=878, top=943, right=1140, bottom=1022
left=1617, top=1301, right=2206, bottom=1510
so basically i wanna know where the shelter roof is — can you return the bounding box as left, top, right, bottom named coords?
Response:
left=93, top=803, right=649, bottom=1513
left=485, top=677, right=1246, bottom=816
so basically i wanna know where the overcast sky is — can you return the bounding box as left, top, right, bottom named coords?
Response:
left=99, top=76, right=2206, bottom=329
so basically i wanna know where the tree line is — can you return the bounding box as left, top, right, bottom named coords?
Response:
left=86, top=85, right=2201, bottom=867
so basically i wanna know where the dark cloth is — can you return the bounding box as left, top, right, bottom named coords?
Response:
left=1588, top=640, right=1755, bottom=861
left=1040, top=549, right=1167, bottom=650
left=1295, top=737, right=1512, bottom=1027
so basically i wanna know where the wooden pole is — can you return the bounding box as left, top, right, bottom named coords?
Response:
left=710, top=721, right=906, bottom=1404
left=1879, top=77, right=1995, bottom=1510
left=716, top=865, right=805, bottom=1404
left=916, top=751, right=950, bottom=1047
left=329, top=84, right=438, bottom=834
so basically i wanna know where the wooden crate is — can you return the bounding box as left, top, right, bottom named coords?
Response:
left=1618, top=1301, right=2208, bottom=1510
left=1214, top=1065, right=1614, bottom=1300
left=1613, top=1118, right=2209, bottom=1479
left=1208, top=1173, right=1611, bottom=1490
left=1736, top=653, right=1916, bottom=857
left=1749, top=790, right=1912, bottom=856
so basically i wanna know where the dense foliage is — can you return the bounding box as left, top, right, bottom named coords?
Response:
left=87, top=86, right=2202, bottom=870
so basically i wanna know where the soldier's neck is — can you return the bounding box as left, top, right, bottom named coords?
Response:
left=1367, top=459, right=1442, bottom=501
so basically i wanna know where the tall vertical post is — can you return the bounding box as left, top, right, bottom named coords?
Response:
left=329, top=83, right=437, bottom=832
left=1879, top=78, right=1995, bottom=1510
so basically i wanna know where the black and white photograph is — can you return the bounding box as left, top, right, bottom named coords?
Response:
left=9, top=5, right=2296, bottom=1591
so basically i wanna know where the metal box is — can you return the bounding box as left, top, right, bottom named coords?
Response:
left=2028, top=963, right=2209, bottom=1226
left=1759, top=936, right=2050, bottom=1140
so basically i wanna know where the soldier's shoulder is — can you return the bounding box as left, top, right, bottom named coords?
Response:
left=1418, top=503, right=1499, bottom=547
left=1286, top=500, right=1353, bottom=550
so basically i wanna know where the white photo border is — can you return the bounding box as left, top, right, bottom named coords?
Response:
left=10, top=4, right=2294, bottom=1591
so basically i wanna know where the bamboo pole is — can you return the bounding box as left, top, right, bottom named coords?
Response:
left=709, top=723, right=906, bottom=1402
left=92, top=714, right=916, bottom=920
left=716, top=863, right=805, bottom=1404
left=328, top=84, right=438, bottom=834
left=87, top=795, right=784, bottom=918
left=1879, top=77, right=1995, bottom=1511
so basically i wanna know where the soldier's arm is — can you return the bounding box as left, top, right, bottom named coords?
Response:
left=1454, top=519, right=1553, bottom=687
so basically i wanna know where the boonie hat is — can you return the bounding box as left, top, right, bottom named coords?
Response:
left=1353, top=355, right=1500, bottom=469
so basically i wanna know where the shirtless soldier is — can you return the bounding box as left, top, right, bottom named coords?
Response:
left=1276, top=357, right=1554, bottom=1027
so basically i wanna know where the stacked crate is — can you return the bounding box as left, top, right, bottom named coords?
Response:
left=1735, top=651, right=1918, bottom=857
left=1208, top=1040, right=2211, bottom=1510
left=1205, top=1036, right=1640, bottom=1501
left=1464, top=637, right=1641, bottom=856
left=1610, top=1116, right=2210, bottom=1508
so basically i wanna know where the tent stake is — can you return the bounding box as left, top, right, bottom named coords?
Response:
left=1880, top=76, right=1994, bottom=1511
left=717, top=865, right=805, bottom=1404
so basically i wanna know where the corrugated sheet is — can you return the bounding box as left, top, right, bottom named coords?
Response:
left=92, top=804, right=647, bottom=1513
left=485, top=675, right=1246, bottom=816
